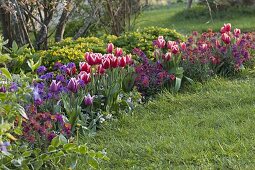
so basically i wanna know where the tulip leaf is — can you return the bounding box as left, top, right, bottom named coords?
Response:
left=174, top=77, right=182, bottom=92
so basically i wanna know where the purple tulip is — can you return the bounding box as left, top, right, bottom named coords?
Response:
left=84, top=93, right=94, bottom=106
left=67, top=78, right=78, bottom=93
left=0, top=86, right=6, bottom=93
left=49, top=80, right=61, bottom=92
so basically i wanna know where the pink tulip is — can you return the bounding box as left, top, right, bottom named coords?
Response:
left=157, top=36, right=166, bottom=48
left=119, top=57, right=127, bottom=67
left=167, top=41, right=176, bottom=49
left=215, top=40, right=221, bottom=48
left=85, top=52, right=96, bottom=65
left=224, top=23, right=231, bottom=32
left=221, top=33, right=231, bottom=44
left=125, top=54, right=133, bottom=65
left=94, top=53, right=103, bottom=65
left=201, top=43, right=208, bottom=50
left=220, top=26, right=226, bottom=34
left=163, top=52, right=172, bottom=61
left=110, top=56, right=119, bottom=68
left=107, top=43, right=114, bottom=53
left=79, top=72, right=91, bottom=84
left=171, top=45, right=179, bottom=54
left=97, top=65, right=105, bottom=74
left=180, top=42, right=186, bottom=51
left=102, top=58, right=111, bottom=69
left=115, top=48, right=123, bottom=57
left=234, top=28, right=241, bottom=37
left=79, top=62, right=91, bottom=73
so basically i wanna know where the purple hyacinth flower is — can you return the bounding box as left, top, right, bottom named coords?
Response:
left=0, top=141, right=10, bottom=152
left=37, top=66, right=47, bottom=75
left=49, top=80, right=61, bottom=93
left=84, top=93, right=94, bottom=106
left=67, top=78, right=78, bottom=93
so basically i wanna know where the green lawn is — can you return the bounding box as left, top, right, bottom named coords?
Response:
left=80, top=71, right=255, bottom=169
left=135, top=3, right=255, bottom=34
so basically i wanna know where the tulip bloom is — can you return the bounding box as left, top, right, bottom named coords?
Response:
left=224, top=23, right=231, bottom=32
left=85, top=52, right=96, bottom=65
left=94, top=53, right=103, bottom=65
left=97, top=65, right=105, bottom=74
left=201, top=43, right=208, bottom=50
left=180, top=42, right=186, bottom=51
left=171, top=45, right=179, bottom=54
left=234, top=28, right=241, bottom=37
left=79, top=62, right=91, bottom=73
left=156, top=36, right=166, bottom=48
left=221, top=33, right=231, bottom=44
left=84, top=93, right=94, bottom=106
left=119, top=57, right=127, bottom=67
left=49, top=80, right=61, bottom=92
left=110, top=56, right=119, bottom=68
left=67, top=78, right=79, bottom=93
left=115, top=48, right=123, bottom=57
left=220, top=26, right=226, bottom=34
left=102, top=58, right=111, bottom=69
left=167, top=41, right=177, bottom=49
left=107, top=43, right=114, bottom=53
left=125, top=54, right=133, bottom=65
left=79, top=72, right=91, bottom=84
left=163, top=52, right=172, bottom=61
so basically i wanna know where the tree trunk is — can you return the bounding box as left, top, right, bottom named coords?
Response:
left=187, top=0, right=193, bottom=9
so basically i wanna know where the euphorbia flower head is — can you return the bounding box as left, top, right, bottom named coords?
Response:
left=171, top=45, right=179, bottom=54
left=234, top=28, right=241, bottom=37
left=85, top=52, right=96, bottom=65
left=110, top=56, right=119, bottom=68
left=167, top=41, right=177, bottom=49
left=119, top=57, right=127, bottom=67
left=67, top=78, right=79, bottom=93
left=79, top=72, right=91, bottom=84
left=221, top=33, right=231, bottom=44
left=115, top=48, right=123, bottom=57
left=49, top=80, right=61, bottom=93
left=102, top=58, right=111, bottom=69
left=79, top=62, right=91, bottom=73
left=97, top=65, right=105, bottom=74
left=84, top=93, right=94, bottom=106
left=156, top=36, right=166, bottom=48
left=107, top=43, right=114, bottom=53
left=180, top=42, right=186, bottom=51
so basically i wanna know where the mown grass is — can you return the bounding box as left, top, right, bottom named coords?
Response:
left=135, top=3, right=255, bottom=34
left=80, top=71, right=255, bottom=169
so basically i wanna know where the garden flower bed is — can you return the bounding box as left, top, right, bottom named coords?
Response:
left=1, top=24, right=255, bottom=169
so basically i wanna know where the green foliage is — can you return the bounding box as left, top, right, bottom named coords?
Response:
left=0, top=135, right=108, bottom=169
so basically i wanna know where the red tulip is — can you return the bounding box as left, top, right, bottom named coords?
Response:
left=220, top=26, right=226, bottom=34
left=102, top=58, right=111, bottom=69
left=167, top=41, right=177, bottom=49
left=119, top=57, right=127, bottom=67
left=107, top=43, right=114, bottom=53
left=234, top=28, right=241, bottom=37
left=79, top=72, right=91, bottom=84
left=171, top=45, right=179, bottom=54
left=85, top=52, right=96, bottom=65
left=180, top=42, right=186, bottom=51
left=115, top=48, right=123, bottom=57
left=224, top=23, right=231, bottom=32
left=94, top=53, right=103, bottom=65
left=215, top=40, right=221, bottom=48
left=67, top=67, right=76, bottom=76
left=79, top=62, right=91, bottom=73
left=110, top=56, right=119, bottom=68
left=97, top=65, right=105, bottom=74
left=221, top=33, right=231, bottom=44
